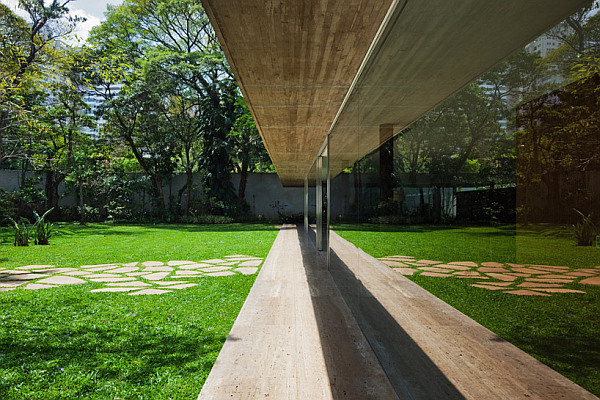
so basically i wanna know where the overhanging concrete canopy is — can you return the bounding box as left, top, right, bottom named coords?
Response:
left=202, top=0, right=591, bottom=187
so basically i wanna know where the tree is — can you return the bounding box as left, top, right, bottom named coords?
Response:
left=89, top=0, right=244, bottom=215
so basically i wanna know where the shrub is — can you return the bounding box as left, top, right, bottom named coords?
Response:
left=9, top=217, right=32, bottom=246
left=33, top=209, right=55, bottom=245
left=573, top=209, right=597, bottom=246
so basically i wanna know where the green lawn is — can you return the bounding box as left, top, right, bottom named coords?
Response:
left=0, top=223, right=279, bottom=400
left=334, top=223, right=600, bottom=397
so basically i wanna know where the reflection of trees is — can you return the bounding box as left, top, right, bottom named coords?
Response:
left=516, top=74, right=600, bottom=223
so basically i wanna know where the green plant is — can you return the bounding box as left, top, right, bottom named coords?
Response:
left=573, top=209, right=597, bottom=246
left=33, top=208, right=55, bottom=245
left=9, top=217, right=32, bottom=246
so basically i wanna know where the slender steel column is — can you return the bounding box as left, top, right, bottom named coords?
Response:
left=304, top=176, right=309, bottom=232
left=316, top=157, right=323, bottom=251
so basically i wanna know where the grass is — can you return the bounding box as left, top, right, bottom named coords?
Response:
left=0, top=223, right=279, bottom=400
left=334, top=223, right=600, bottom=397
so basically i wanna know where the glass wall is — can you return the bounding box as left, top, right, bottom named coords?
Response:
left=321, top=3, right=600, bottom=394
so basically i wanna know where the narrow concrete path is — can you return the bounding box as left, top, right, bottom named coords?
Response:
left=198, top=225, right=598, bottom=399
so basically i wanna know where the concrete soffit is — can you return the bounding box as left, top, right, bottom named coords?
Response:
left=202, top=0, right=592, bottom=187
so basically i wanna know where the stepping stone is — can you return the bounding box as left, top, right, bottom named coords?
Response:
left=87, top=274, right=121, bottom=278
left=447, top=261, right=478, bottom=267
left=128, top=289, right=172, bottom=295
left=512, top=268, right=548, bottom=275
left=478, top=267, right=510, bottom=273
left=505, top=273, right=532, bottom=277
left=126, top=272, right=150, bottom=276
left=201, top=266, right=233, bottom=273
left=217, top=262, right=238, bottom=266
left=381, top=260, right=407, bottom=267
left=141, top=261, right=164, bottom=267
left=486, top=273, right=518, bottom=282
left=37, top=276, right=87, bottom=285
left=387, top=255, right=415, bottom=259
left=530, top=266, right=570, bottom=272
left=420, top=272, right=451, bottom=278
left=3, top=270, right=28, bottom=275
left=456, top=275, right=489, bottom=279
left=222, top=257, right=262, bottom=262
left=158, top=283, right=198, bottom=289
left=142, top=266, right=173, bottom=272
left=506, top=263, right=526, bottom=268
left=580, top=277, right=600, bottom=286
left=235, top=267, right=259, bottom=275
left=177, top=263, right=214, bottom=270
left=156, top=281, right=190, bottom=285
left=405, top=262, right=429, bottom=267
left=224, top=254, right=249, bottom=258
left=205, top=271, right=236, bottom=277
left=0, top=288, right=15, bottom=292
left=106, top=267, right=139, bottom=274
left=538, top=274, right=575, bottom=279
left=31, top=268, right=77, bottom=274
left=475, top=281, right=514, bottom=287
left=106, top=281, right=150, bottom=287
left=167, top=261, right=196, bottom=266
left=393, top=268, right=418, bottom=276
left=200, top=259, right=227, bottom=264
left=481, top=262, right=505, bottom=268
left=17, top=265, right=55, bottom=270
left=24, top=284, right=56, bottom=290
left=238, top=260, right=262, bottom=267
left=90, top=287, right=139, bottom=293
left=417, top=260, right=443, bottom=265
left=121, top=262, right=139, bottom=267
left=518, top=282, right=565, bottom=288
left=567, top=272, right=596, bottom=277
left=471, top=284, right=509, bottom=291
left=62, top=271, right=93, bottom=276
left=437, top=264, right=471, bottom=271
left=573, top=268, right=600, bottom=274
left=89, top=277, right=137, bottom=283
left=453, top=271, right=481, bottom=276
left=531, top=288, right=586, bottom=294
left=142, top=272, right=170, bottom=281
left=525, top=278, right=573, bottom=284
left=505, top=290, right=551, bottom=296
left=81, top=264, right=118, bottom=269
left=0, top=281, right=27, bottom=287
left=2, top=273, right=49, bottom=281
left=419, top=266, right=453, bottom=273
left=86, top=266, right=122, bottom=272
left=527, top=264, right=569, bottom=270
left=175, top=271, right=203, bottom=275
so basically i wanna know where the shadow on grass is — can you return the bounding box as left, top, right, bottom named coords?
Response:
left=0, top=287, right=234, bottom=397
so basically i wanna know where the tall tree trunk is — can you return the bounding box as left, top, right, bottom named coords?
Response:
left=238, top=159, right=249, bottom=203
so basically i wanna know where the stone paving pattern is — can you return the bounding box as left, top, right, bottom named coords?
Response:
left=0, top=255, right=263, bottom=296
left=379, top=255, right=600, bottom=296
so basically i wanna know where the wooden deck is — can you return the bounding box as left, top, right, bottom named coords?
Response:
left=198, top=225, right=598, bottom=399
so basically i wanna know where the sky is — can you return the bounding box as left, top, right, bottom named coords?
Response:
left=1, top=0, right=123, bottom=44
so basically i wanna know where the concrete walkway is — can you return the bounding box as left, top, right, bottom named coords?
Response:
left=198, top=225, right=598, bottom=399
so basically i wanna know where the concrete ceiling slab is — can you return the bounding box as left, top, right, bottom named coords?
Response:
left=202, top=0, right=591, bottom=186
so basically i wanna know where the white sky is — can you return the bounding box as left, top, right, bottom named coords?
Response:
left=1, top=0, right=123, bottom=44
